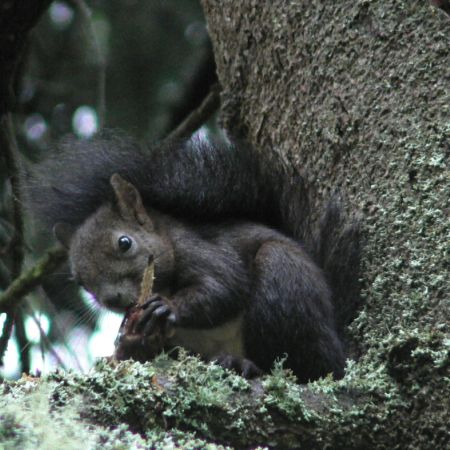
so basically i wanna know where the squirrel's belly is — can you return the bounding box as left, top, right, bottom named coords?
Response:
left=167, top=314, right=245, bottom=359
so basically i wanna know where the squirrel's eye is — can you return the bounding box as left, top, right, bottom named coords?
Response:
left=118, top=235, right=132, bottom=252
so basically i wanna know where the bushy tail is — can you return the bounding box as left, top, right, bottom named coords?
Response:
left=262, top=169, right=363, bottom=335
left=27, top=131, right=362, bottom=332
left=312, top=199, right=362, bottom=332
left=26, top=131, right=263, bottom=228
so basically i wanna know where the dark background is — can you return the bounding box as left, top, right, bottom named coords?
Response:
left=0, top=0, right=216, bottom=378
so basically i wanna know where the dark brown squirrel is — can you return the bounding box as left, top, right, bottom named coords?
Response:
left=28, top=131, right=361, bottom=382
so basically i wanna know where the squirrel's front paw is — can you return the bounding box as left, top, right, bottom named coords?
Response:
left=135, top=294, right=177, bottom=337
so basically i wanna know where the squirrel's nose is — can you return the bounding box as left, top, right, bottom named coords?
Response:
left=102, top=294, right=123, bottom=309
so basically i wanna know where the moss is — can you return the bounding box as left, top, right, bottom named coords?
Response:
left=46, top=353, right=320, bottom=447
left=0, top=380, right=145, bottom=450
left=1, top=333, right=448, bottom=449
left=0, top=366, right=233, bottom=449
left=262, top=360, right=318, bottom=422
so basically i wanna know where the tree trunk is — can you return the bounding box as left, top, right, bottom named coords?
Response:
left=199, top=0, right=450, bottom=446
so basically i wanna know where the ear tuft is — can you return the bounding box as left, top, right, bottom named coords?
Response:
left=110, top=173, right=149, bottom=225
left=110, top=173, right=126, bottom=190
left=53, top=222, right=75, bottom=249
left=110, top=173, right=133, bottom=199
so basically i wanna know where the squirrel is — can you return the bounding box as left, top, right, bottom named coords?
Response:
left=28, top=130, right=361, bottom=382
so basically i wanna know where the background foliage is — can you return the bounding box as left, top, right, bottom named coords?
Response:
left=0, top=0, right=215, bottom=378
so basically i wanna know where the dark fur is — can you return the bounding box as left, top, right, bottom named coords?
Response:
left=28, top=131, right=264, bottom=227
left=159, top=218, right=345, bottom=382
left=27, top=131, right=362, bottom=379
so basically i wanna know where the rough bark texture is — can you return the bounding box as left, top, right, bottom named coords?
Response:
left=199, top=0, right=449, bottom=447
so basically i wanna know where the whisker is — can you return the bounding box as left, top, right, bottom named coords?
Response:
left=39, top=288, right=87, bottom=371
left=26, top=305, right=68, bottom=371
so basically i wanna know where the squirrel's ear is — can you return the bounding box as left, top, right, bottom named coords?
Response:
left=53, top=222, right=75, bottom=249
left=110, top=173, right=150, bottom=226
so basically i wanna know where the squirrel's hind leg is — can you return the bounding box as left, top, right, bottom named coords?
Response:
left=243, top=240, right=345, bottom=383
left=211, top=353, right=263, bottom=378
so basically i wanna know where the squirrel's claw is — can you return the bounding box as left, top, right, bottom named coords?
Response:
left=135, top=294, right=176, bottom=336
left=212, top=353, right=263, bottom=378
left=139, top=294, right=164, bottom=310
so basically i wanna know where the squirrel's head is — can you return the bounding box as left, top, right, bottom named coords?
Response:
left=54, top=174, right=174, bottom=312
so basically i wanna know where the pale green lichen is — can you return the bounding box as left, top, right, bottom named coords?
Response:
left=0, top=382, right=147, bottom=450
left=0, top=376, right=232, bottom=450
left=1, top=329, right=448, bottom=449
left=262, top=360, right=317, bottom=422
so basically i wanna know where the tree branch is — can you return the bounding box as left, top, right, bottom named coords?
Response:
left=0, top=112, right=26, bottom=368
left=0, top=115, right=24, bottom=277
left=0, top=314, right=14, bottom=367
left=27, top=306, right=67, bottom=370
left=161, top=43, right=218, bottom=137
left=166, top=83, right=221, bottom=141
left=0, top=0, right=52, bottom=371
left=14, top=309, right=30, bottom=373
left=0, top=247, right=67, bottom=313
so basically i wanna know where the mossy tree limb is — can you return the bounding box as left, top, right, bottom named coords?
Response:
left=0, top=247, right=67, bottom=313
left=1, top=342, right=448, bottom=449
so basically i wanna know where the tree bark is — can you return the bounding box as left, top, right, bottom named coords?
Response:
left=198, top=0, right=450, bottom=447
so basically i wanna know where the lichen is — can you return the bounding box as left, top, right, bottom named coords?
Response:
left=0, top=365, right=233, bottom=449
left=202, top=0, right=450, bottom=447
left=1, top=332, right=449, bottom=448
